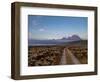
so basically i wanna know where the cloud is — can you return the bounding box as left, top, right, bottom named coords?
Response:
left=32, top=20, right=39, bottom=26
left=31, top=16, right=43, bottom=28
left=28, top=32, right=33, bottom=39
left=39, top=28, right=45, bottom=32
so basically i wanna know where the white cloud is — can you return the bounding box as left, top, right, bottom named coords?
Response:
left=39, top=28, right=45, bottom=32
left=28, top=32, right=33, bottom=39
left=32, top=20, right=38, bottom=26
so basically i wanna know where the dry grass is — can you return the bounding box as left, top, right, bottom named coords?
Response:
left=68, top=46, right=88, bottom=64
left=28, top=46, right=64, bottom=66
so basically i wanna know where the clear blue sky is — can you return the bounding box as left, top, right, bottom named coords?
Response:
left=28, top=15, right=87, bottom=40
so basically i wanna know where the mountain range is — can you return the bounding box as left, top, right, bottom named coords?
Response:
left=61, top=35, right=81, bottom=41
left=28, top=35, right=82, bottom=46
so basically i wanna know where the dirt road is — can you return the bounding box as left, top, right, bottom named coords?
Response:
left=60, top=47, right=80, bottom=65
left=60, top=48, right=67, bottom=65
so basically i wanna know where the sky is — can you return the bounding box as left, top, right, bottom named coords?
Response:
left=28, top=15, right=88, bottom=40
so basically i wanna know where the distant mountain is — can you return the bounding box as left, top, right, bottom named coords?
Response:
left=28, top=35, right=82, bottom=46
left=61, top=35, right=81, bottom=41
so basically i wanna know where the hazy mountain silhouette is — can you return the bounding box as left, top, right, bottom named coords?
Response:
left=61, top=35, right=81, bottom=41
left=28, top=35, right=82, bottom=46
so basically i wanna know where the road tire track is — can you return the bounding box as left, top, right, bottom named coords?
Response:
left=60, top=48, right=67, bottom=65
left=60, top=47, right=80, bottom=65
